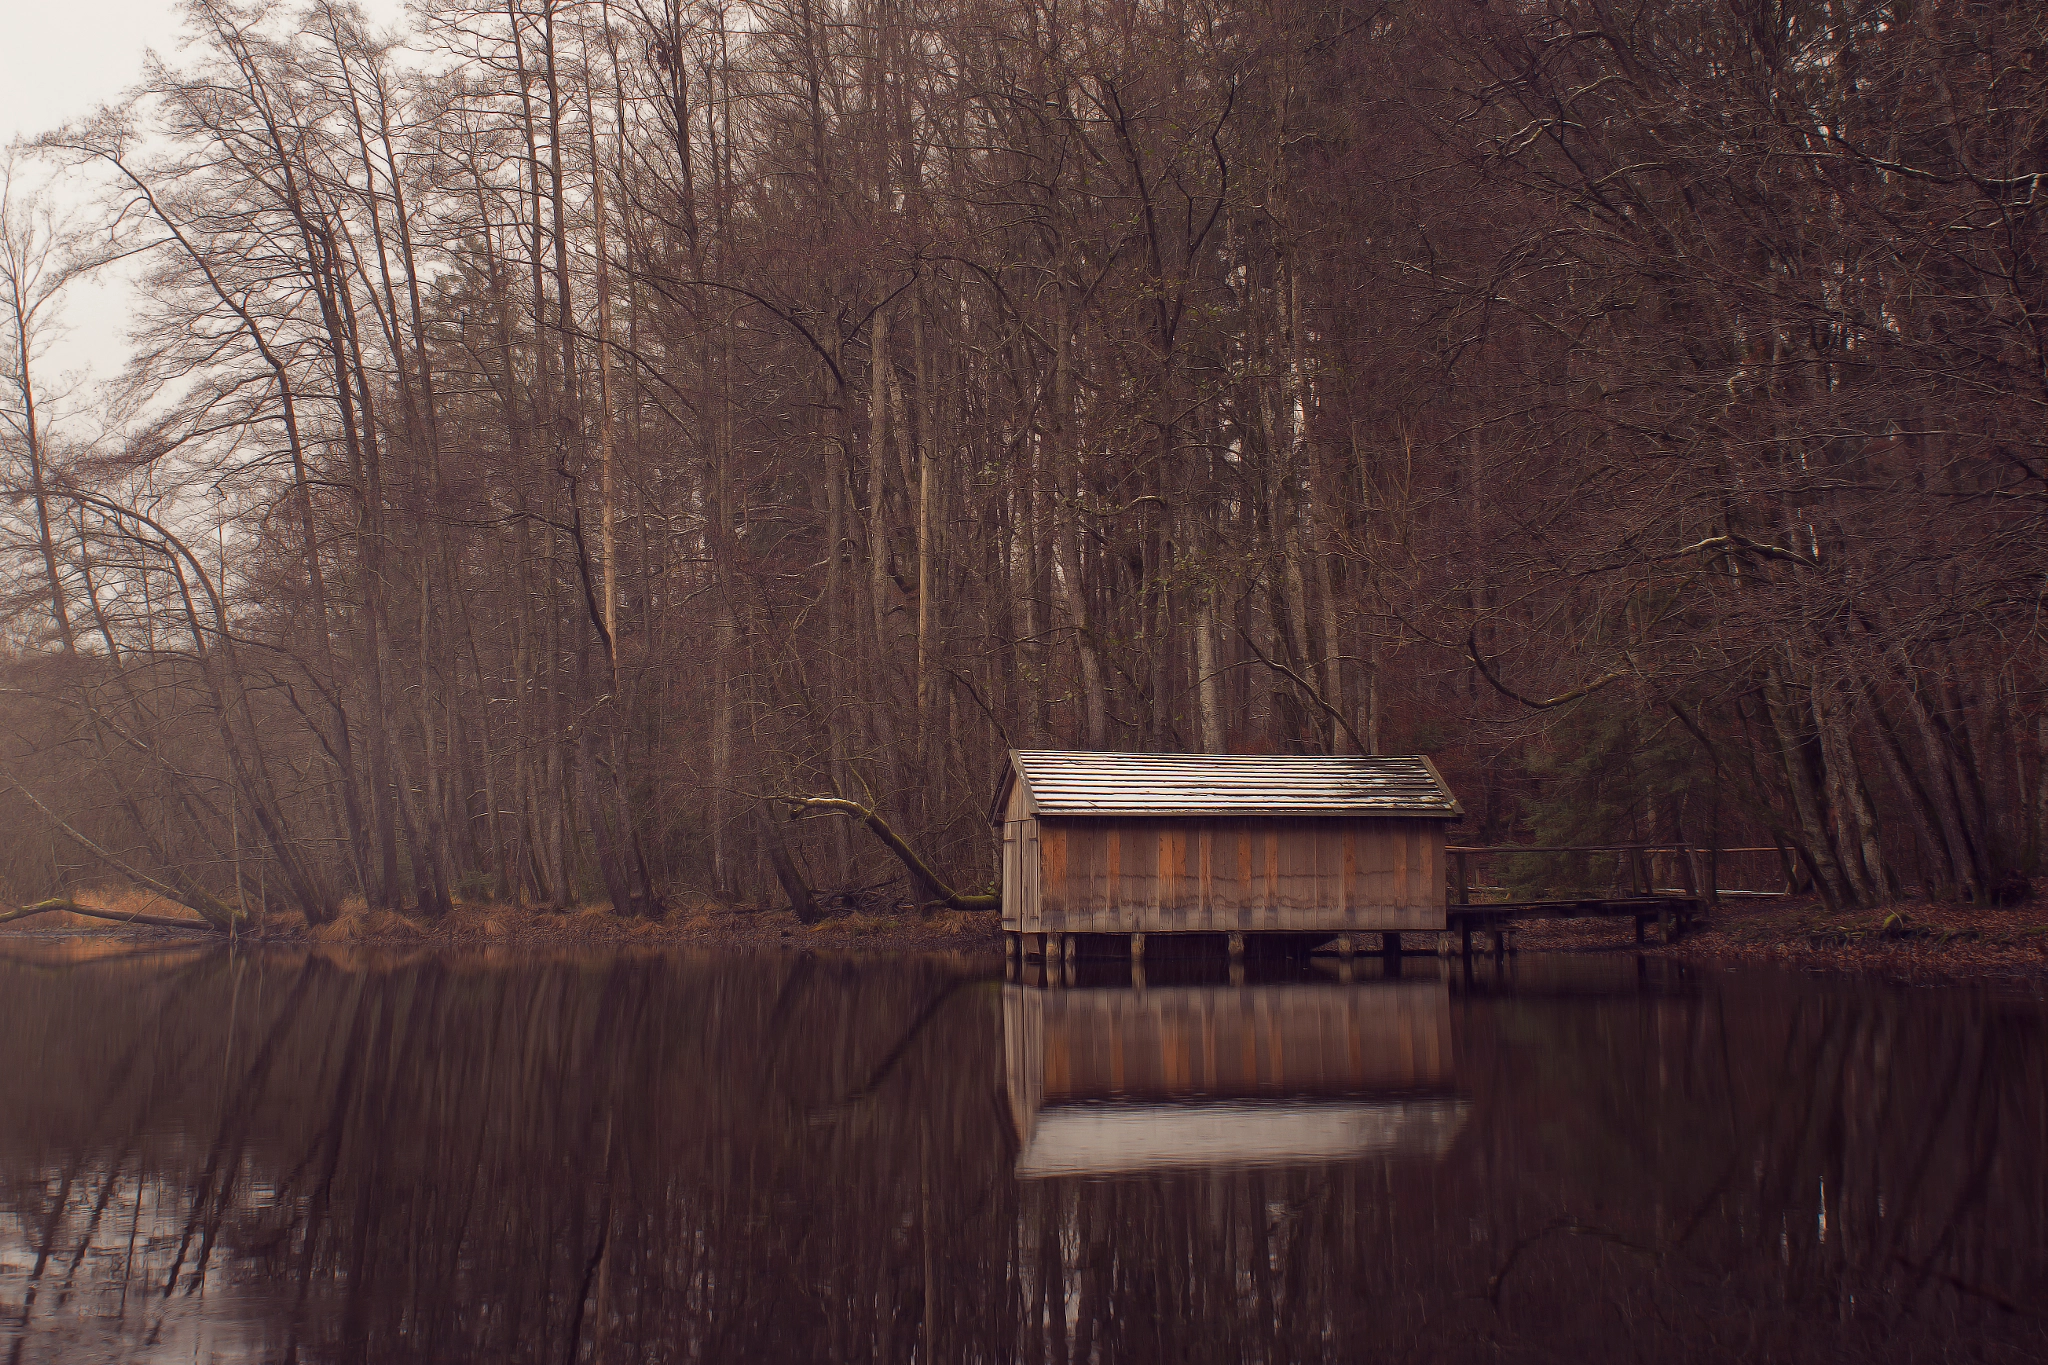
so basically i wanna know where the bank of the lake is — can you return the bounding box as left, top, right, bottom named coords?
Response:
left=2, top=895, right=1007, bottom=956
left=8, top=888, right=2048, bottom=979
left=1514, top=891, right=2048, bottom=979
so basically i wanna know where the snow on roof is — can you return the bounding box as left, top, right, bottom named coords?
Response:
left=996, top=751, right=1462, bottom=821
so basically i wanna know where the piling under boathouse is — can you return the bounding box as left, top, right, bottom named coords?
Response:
left=994, top=751, right=1463, bottom=961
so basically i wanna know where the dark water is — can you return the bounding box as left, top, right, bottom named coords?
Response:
left=0, top=942, right=2043, bottom=1364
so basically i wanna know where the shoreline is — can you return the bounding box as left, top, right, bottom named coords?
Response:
left=6, top=895, right=2045, bottom=982
left=0, top=900, right=1007, bottom=958
left=1508, top=894, right=2048, bottom=982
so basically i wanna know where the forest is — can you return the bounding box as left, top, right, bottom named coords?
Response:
left=0, top=0, right=2042, bottom=926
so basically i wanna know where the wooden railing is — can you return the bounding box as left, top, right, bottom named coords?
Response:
left=1442, top=843, right=1739, bottom=950
left=1446, top=844, right=1711, bottom=907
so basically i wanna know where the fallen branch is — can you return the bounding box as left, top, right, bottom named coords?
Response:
left=0, top=898, right=216, bottom=931
left=1, top=771, right=243, bottom=929
left=778, top=796, right=1000, bottom=913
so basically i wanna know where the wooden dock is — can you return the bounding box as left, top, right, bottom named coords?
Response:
left=1446, top=843, right=1710, bottom=954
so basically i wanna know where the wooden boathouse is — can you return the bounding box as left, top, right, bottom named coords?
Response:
left=994, top=750, right=1462, bottom=961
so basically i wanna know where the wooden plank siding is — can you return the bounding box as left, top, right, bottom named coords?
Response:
left=1033, top=816, right=1444, bottom=934
left=1002, top=778, right=1043, bottom=932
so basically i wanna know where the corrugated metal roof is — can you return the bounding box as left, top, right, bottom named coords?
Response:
left=1000, top=751, right=1462, bottom=820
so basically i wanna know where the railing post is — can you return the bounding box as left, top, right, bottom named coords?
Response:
left=1454, top=851, right=1472, bottom=906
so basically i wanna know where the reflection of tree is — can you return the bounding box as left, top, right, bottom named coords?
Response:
left=0, top=952, right=2040, bottom=1363
left=1453, top=975, right=2047, bottom=1356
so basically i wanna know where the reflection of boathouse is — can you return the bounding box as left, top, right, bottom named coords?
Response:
left=1005, top=980, right=1467, bottom=1177
left=993, top=751, right=1462, bottom=954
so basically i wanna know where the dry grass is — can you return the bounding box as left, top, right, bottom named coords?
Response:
left=305, top=907, right=429, bottom=942
left=3, top=889, right=1005, bottom=956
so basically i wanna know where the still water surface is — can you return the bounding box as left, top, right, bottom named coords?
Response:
left=0, top=942, right=2042, bottom=1363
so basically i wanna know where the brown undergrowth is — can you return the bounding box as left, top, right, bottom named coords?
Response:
left=1510, top=889, right=2048, bottom=980
left=13, top=888, right=2048, bottom=979
left=1, top=888, right=1005, bottom=956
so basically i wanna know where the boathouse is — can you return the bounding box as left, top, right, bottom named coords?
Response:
left=993, top=751, right=1462, bottom=955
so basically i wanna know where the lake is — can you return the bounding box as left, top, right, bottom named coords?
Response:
left=0, top=941, right=2042, bottom=1363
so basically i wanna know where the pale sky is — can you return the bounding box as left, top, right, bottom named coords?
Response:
left=1, top=0, right=404, bottom=426
left=0, top=1, right=187, bottom=146
left=2, top=0, right=183, bottom=411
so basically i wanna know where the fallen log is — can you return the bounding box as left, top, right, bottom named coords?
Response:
left=778, top=795, right=1000, bottom=914
left=0, top=898, right=217, bottom=931
left=2, top=773, right=244, bottom=929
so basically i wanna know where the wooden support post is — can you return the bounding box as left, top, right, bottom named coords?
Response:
left=1460, top=921, right=1473, bottom=958
left=1453, top=851, right=1472, bottom=906
left=1634, top=915, right=1647, bottom=945
left=1679, top=846, right=1706, bottom=916
left=1227, top=931, right=1245, bottom=960
left=1490, top=929, right=1506, bottom=957
left=1048, top=932, right=1062, bottom=964
left=1130, top=931, right=1145, bottom=962
left=1336, top=934, right=1355, bottom=960
left=1635, top=847, right=1655, bottom=896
